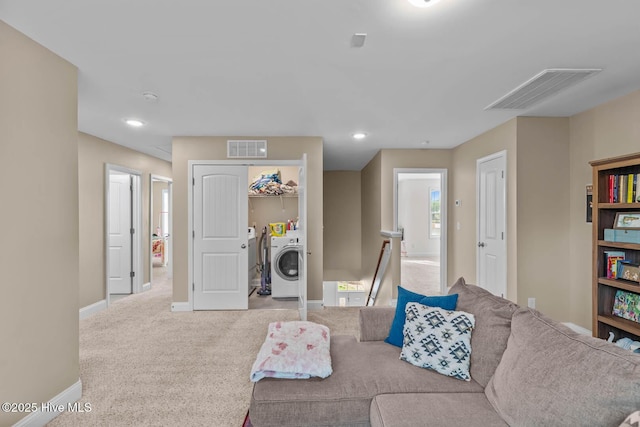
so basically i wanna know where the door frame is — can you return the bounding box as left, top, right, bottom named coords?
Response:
left=475, top=150, right=507, bottom=295
left=149, top=174, right=173, bottom=288
left=393, top=168, right=448, bottom=294
left=105, top=164, right=143, bottom=306
left=187, top=159, right=307, bottom=312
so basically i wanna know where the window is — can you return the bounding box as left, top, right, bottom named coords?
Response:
left=430, top=188, right=441, bottom=238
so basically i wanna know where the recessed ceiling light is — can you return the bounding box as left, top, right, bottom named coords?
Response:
left=408, top=0, right=441, bottom=7
left=352, top=132, right=367, bottom=140
left=125, top=119, right=145, bottom=127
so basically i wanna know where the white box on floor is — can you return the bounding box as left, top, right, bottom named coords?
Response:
left=323, top=281, right=337, bottom=306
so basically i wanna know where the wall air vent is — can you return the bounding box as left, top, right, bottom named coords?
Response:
left=485, top=68, right=602, bottom=110
left=227, top=140, right=267, bottom=158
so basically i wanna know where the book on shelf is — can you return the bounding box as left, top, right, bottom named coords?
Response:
left=605, top=250, right=626, bottom=279
left=607, top=173, right=640, bottom=203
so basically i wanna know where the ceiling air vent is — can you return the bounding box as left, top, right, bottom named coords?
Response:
left=227, top=140, right=267, bottom=158
left=485, top=68, right=602, bottom=110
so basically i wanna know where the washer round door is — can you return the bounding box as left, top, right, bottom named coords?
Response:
left=274, top=246, right=299, bottom=281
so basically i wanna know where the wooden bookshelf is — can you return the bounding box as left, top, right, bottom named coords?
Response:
left=590, top=152, right=640, bottom=341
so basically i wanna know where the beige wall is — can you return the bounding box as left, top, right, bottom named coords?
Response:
left=380, top=150, right=452, bottom=302
left=323, top=171, right=362, bottom=281
left=361, top=152, right=383, bottom=292
left=451, top=120, right=518, bottom=300
left=171, top=136, right=323, bottom=302
left=569, top=89, right=640, bottom=329
left=78, top=132, right=172, bottom=307
left=359, top=149, right=453, bottom=304
left=0, top=20, right=79, bottom=426
left=516, top=117, right=570, bottom=316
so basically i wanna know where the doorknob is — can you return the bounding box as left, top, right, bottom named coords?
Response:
left=478, top=242, right=485, bottom=248
left=241, top=244, right=247, bottom=249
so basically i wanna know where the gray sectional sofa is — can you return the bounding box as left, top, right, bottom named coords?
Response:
left=250, top=278, right=640, bottom=426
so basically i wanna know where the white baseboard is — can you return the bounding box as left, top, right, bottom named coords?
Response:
left=562, top=322, right=591, bottom=336
left=142, top=282, right=151, bottom=292
left=79, top=300, right=107, bottom=320
left=307, top=300, right=323, bottom=310
left=171, top=302, right=192, bottom=312
left=13, top=379, right=82, bottom=427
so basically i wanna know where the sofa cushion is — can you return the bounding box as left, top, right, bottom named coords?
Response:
left=359, top=307, right=396, bottom=342
left=385, top=285, right=458, bottom=347
left=448, top=277, right=518, bottom=387
left=485, top=308, right=640, bottom=427
left=250, top=335, right=484, bottom=427
left=400, top=303, right=475, bottom=381
left=370, top=393, right=508, bottom=427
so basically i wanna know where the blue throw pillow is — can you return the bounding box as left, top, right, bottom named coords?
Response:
left=384, top=286, right=458, bottom=348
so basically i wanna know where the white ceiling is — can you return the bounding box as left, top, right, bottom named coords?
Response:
left=2, top=0, right=640, bottom=170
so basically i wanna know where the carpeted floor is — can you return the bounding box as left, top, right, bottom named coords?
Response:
left=48, top=268, right=360, bottom=427
left=400, top=256, right=442, bottom=295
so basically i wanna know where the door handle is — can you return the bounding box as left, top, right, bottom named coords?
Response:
left=478, top=242, right=485, bottom=248
left=241, top=244, right=247, bottom=249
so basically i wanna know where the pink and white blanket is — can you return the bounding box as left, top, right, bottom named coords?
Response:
left=250, top=321, right=332, bottom=382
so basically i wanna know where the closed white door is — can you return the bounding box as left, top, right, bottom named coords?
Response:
left=109, top=173, right=132, bottom=294
left=477, top=152, right=507, bottom=297
left=298, top=155, right=308, bottom=320
left=193, top=165, right=248, bottom=310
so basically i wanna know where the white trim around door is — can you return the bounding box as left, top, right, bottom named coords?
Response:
left=149, top=174, right=173, bottom=286
left=105, top=164, right=143, bottom=307
left=475, top=150, right=507, bottom=297
left=393, top=168, right=448, bottom=294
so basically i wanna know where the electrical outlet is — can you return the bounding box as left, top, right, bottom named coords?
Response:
left=528, top=298, right=536, bottom=309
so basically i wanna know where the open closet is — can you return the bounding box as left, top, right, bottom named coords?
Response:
left=188, top=156, right=308, bottom=320
left=248, top=166, right=300, bottom=310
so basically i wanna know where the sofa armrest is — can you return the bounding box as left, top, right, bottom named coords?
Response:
left=359, top=307, right=395, bottom=342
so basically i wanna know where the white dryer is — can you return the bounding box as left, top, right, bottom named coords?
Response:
left=270, top=236, right=300, bottom=298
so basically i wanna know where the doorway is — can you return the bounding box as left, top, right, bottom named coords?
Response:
left=476, top=151, right=507, bottom=297
left=187, top=157, right=308, bottom=319
left=150, top=175, right=173, bottom=290
left=394, top=169, right=448, bottom=295
left=105, top=164, right=142, bottom=305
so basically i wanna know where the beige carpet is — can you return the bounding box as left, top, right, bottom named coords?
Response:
left=400, top=256, right=442, bottom=296
left=48, top=269, right=359, bottom=427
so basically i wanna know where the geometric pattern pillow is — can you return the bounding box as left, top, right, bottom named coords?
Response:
left=620, top=411, right=640, bottom=427
left=400, top=302, right=475, bottom=381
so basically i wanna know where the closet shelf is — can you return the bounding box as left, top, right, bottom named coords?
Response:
left=248, top=193, right=297, bottom=211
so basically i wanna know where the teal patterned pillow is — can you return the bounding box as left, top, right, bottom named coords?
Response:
left=619, top=411, right=640, bottom=427
left=400, top=302, right=475, bottom=381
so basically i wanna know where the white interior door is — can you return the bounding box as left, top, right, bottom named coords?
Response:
left=193, top=165, right=248, bottom=310
left=298, top=155, right=308, bottom=320
left=477, top=152, right=507, bottom=297
left=109, top=173, right=132, bottom=294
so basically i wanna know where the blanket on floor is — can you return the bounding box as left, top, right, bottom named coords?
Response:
left=250, top=321, right=332, bottom=382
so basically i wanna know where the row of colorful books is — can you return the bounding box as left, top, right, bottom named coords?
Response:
left=608, top=173, right=640, bottom=203
left=605, top=251, right=626, bottom=279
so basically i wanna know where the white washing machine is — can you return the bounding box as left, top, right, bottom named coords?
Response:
left=270, top=236, right=300, bottom=298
